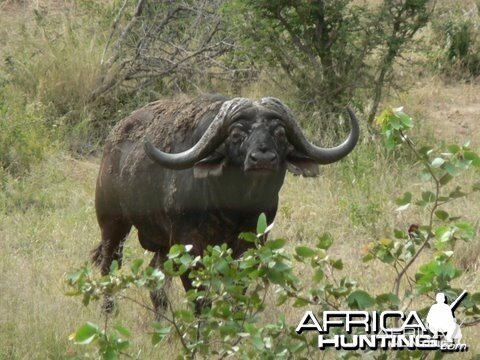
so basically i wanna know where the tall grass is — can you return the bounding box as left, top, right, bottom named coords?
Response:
left=0, top=2, right=110, bottom=160
left=0, top=1, right=479, bottom=358
left=0, top=91, right=51, bottom=176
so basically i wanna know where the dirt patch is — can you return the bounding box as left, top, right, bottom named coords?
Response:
left=405, top=78, right=480, bottom=145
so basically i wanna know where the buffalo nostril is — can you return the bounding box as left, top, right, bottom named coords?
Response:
left=249, top=151, right=277, bottom=165
left=267, top=153, right=277, bottom=162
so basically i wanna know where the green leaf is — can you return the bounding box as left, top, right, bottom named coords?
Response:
left=251, top=336, right=264, bottom=350
left=362, top=253, right=374, bottom=262
left=439, top=173, right=453, bottom=185
left=114, top=324, right=131, bottom=338
left=265, top=238, right=286, bottom=250
left=472, top=156, right=480, bottom=168
left=422, top=191, right=435, bottom=203
left=376, top=293, right=401, bottom=306
left=444, top=162, right=461, bottom=177
left=384, top=136, right=397, bottom=150
left=435, top=226, right=453, bottom=243
left=151, top=323, right=172, bottom=345
left=130, top=259, right=144, bottom=275
left=317, top=233, right=334, bottom=250
left=266, top=269, right=284, bottom=284
left=214, top=258, right=230, bottom=275
left=389, top=115, right=402, bottom=130
left=168, top=244, right=185, bottom=259
left=456, top=158, right=472, bottom=170
left=330, top=259, right=343, bottom=270
left=376, top=249, right=395, bottom=264
left=398, top=112, right=413, bottom=128
left=394, top=229, right=407, bottom=239
left=109, top=260, right=119, bottom=273
left=347, top=290, right=375, bottom=309
left=455, top=222, right=476, bottom=241
left=239, top=232, right=257, bottom=243
left=471, top=292, right=480, bottom=303
left=434, top=210, right=449, bottom=221
left=74, top=322, right=99, bottom=344
left=447, top=144, right=461, bottom=154
left=293, top=298, right=310, bottom=307
left=463, top=151, right=479, bottom=161
left=289, top=341, right=307, bottom=354
left=103, top=347, right=119, bottom=360
left=419, top=146, right=434, bottom=156
left=257, top=213, right=267, bottom=234
left=449, top=187, right=466, bottom=198
left=313, top=269, right=324, bottom=283
left=116, top=339, right=130, bottom=352
left=175, top=309, right=195, bottom=322
left=396, top=192, right=412, bottom=206
left=295, top=246, right=316, bottom=258
left=420, top=171, right=432, bottom=182
left=162, top=259, right=175, bottom=276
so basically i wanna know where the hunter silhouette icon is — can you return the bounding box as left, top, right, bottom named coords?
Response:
left=426, top=291, right=467, bottom=343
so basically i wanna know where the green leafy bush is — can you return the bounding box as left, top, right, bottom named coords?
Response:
left=430, top=4, right=480, bottom=77
left=0, top=88, right=50, bottom=176
left=222, top=0, right=432, bottom=127
left=373, top=106, right=479, bottom=300
left=67, top=220, right=364, bottom=358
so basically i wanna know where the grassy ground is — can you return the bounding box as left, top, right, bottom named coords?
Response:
left=0, top=105, right=478, bottom=358
left=1, top=0, right=479, bottom=359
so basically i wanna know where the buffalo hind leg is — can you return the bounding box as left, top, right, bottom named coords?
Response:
left=91, top=216, right=131, bottom=313
left=149, top=252, right=172, bottom=320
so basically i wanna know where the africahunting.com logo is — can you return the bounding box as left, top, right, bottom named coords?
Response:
left=296, top=290, right=468, bottom=352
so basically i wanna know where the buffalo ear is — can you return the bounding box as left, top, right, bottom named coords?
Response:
left=286, top=150, right=319, bottom=177
left=193, top=153, right=226, bottom=178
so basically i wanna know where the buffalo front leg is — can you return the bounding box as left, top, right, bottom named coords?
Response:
left=149, top=251, right=172, bottom=320
left=91, top=216, right=131, bottom=313
left=179, top=272, right=205, bottom=315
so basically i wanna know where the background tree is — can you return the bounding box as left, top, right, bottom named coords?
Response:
left=89, top=0, right=240, bottom=115
left=223, top=0, right=433, bottom=132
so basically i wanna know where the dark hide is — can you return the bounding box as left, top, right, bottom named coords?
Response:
left=92, top=94, right=353, bottom=314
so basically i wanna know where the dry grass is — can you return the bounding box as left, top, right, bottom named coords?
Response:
left=0, top=3, right=104, bottom=115
left=0, top=125, right=478, bottom=359
left=0, top=1, right=479, bottom=359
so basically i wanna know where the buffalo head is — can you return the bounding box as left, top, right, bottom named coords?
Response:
left=143, top=97, right=359, bottom=178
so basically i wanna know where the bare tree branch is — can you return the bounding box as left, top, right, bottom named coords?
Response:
left=89, top=0, right=244, bottom=105
left=101, top=0, right=129, bottom=65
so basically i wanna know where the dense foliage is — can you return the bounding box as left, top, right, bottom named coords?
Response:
left=224, top=0, right=432, bottom=126
left=430, top=2, right=480, bottom=77
left=1, top=0, right=479, bottom=172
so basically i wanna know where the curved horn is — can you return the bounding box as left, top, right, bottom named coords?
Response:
left=260, top=98, right=360, bottom=165
left=144, top=98, right=251, bottom=170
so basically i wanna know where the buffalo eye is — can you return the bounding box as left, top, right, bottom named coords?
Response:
left=273, top=126, right=286, bottom=141
left=230, top=128, right=247, bottom=144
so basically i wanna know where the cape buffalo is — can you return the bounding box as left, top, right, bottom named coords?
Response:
left=91, top=94, right=359, bottom=313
